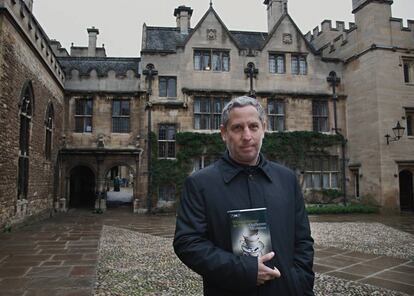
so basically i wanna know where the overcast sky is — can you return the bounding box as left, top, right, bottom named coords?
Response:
left=33, top=0, right=413, bottom=57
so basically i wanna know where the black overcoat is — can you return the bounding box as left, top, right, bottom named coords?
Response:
left=173, top=153, right=314, bottom=296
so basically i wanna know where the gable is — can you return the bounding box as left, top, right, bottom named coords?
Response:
left=182, top=8, right=240, bottom=50
left=262, top=14, right=317, bottom=55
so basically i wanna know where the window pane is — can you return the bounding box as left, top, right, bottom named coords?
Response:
left=312, top=173, right=321, bottom=189
left=167, top=78, right=177, bottom=97
left=166, top=126, right=175, bottom=140
left=203, top=51, right=211, bottom=70
left=331, top=173, right=338, bottom=188
left=159, top=126, right=166, bottom=140
left=277, top=55, right=285, bottom=73
left=112, top=101, right=120, bottom=116
left=299, top=56, right=307, bottom=74
left=194, top=115, right=201, bottom=130
left=222, top=53, right=229, bottom=71
left=276, top=117, right=284, bottom=131
left=159, top=78, right=167, bottom=97
left=213, top=98, right=221, bottom=113
left=194, top=52, right=201, bottom=70
left=404, top=63, right=410, bottom=83
left=159, top=142, right=166, bottom=158
left=86, top=100, right=93, bottom=115
left=194, top=99, right=201, bottom=113
left=305, top=174, right=312, bottom=188
left=276, top=101, right=284, bottom=114
left=291, top=56, right=298, bottom=74
left=213, top=115, right=221, bottom=130
left=268, top=100, right=275, bottom=114
left=202, top=114, right=210, bottom=129
left=167, top=142, right=175, bottom=158
left=322, top=173, right=330, bottom=188
left=269, top=55, right=276, bottom=73
left=121, top=101, right=130, bottom=115
left=85, top=117, right=92, bottom=132
left=212, top=52, right=221, bottom=71
left=407, top=114, right=413, bottom=136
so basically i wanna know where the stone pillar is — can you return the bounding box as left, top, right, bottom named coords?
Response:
left=95, top=155, right=106, bottom=212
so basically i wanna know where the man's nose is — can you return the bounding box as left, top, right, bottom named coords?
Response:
left=242, top=127, right=252, bottom=140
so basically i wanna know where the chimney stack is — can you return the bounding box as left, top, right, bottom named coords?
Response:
left=174, top=6, right=193, bottom=35
left=264, top=0, right=288, bottom=32
left=87, top=27, right=99, bottom=57
left=23, top=0, right=33, bottom=11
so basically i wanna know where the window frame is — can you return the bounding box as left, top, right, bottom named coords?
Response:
left=158, top=76, right=177, bottom=98
left=267, top=99, right=285, bottom=132
left=74, top=98, right=93, bottom=133
left=291, top=54, right=307, bottom=75
left=158, top=124, right=176, bottom=159
left=312, top=100, right=329, bottom=133
left=158, top=184, right=176, bottom=202
left=112, top=99, right=130, bottom=133
left=194, top=97, right=230, bottom=130
left=269, top=53, right=286, bottom=74
left=304, top=155, right=339, bottom=189
left=194, top=49, right=230, bottom=72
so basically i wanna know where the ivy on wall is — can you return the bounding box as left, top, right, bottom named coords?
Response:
left=150, top=131, right=343, bottom=201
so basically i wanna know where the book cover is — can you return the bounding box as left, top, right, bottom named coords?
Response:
left=227, top=207, right=272, bottom=257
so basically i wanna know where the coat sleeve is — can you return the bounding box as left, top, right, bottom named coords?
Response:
left=291, top=177, right=315, bottom=295
left=173, top=176, right=258, bottom=291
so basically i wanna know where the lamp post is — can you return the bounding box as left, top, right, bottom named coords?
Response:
left=244, top=62, right=259, bottom=98
left=142, top=64, right=158, bottom=213
left=327, top=71, right=347, bottom=205
left=385, top=121, right=405, bottom=144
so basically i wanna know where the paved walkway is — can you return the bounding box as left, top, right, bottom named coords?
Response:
left=0, top=207, right=413, bottom=295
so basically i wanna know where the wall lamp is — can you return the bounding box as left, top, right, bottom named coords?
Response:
left=385, top=121, right=405, bottom=145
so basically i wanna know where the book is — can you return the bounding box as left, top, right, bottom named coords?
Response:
left=227, top=208, right=272, bottom=257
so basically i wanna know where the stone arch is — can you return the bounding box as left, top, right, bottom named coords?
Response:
left=104, top=161, right=136, bottom=208
left=399, top=169, right=413, bottom=211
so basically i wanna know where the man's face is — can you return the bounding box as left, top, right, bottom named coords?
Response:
left=220, top=105, right=266, bottom=166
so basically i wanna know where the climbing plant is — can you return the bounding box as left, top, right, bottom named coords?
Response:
left=150, top=131, right=343, bottom=200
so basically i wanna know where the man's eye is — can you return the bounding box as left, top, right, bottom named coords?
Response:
left=250, top=124, right=259, bottom=130
left=232, top=125, right=242, bottom=131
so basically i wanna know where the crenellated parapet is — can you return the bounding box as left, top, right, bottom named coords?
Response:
left=389, top=17, right=414, bottom=48
left=305, top=19, right=356, bottom=52
left=0, top=0, right=65, bottom=86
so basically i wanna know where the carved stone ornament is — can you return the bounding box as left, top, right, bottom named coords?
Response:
left=283, top=33, right=292, bottom=44
left=207, top=29, right=217, bottom=40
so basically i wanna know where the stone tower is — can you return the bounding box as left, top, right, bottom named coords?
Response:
left=264, top=0, right=288, bottom=32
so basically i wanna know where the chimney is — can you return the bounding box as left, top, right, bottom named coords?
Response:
left=264, top=0, right=288, bottom=32
left=87, top=27, right=99, bottom=57
left=23, top=0, right=33, bottom=11
left=174, top=6, right=193, bottom=35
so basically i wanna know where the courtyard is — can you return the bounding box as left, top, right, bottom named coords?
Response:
left=0, top=207, right=413, bottom=295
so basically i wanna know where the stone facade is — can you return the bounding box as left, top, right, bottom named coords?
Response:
left=0, top=0, right=413, bottom=228
left=0, top=0, right=65, bottom=228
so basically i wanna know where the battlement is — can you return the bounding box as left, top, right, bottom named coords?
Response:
left=390, top=17, right=414, bottom=32
left=0, top=0, right=65, bottom=86
left=305, top=19, right=356, bottom=43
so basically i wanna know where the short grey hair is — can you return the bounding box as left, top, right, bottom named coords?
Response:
left=221, top=96, right=266, bottom=127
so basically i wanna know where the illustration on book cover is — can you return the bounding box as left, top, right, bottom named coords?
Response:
left=227, top=208, right=272, bottom=257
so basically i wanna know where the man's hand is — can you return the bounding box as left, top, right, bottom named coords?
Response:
left=257, top=252, right=281, bottom=286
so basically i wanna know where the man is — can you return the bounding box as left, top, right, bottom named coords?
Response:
left=173, top=96, right=314, bottom=295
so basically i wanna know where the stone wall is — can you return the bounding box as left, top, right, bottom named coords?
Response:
left=0, top=12, right=64, bottom=228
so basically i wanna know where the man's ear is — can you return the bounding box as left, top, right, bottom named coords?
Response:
left=220, top=125, right=226, bottom=142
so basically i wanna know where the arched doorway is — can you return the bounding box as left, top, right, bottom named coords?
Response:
left=399, top=170, right=414, bottom=211
left=105, top=165, right=133, bottom=208
left=69, top=166, right=96, bottom=208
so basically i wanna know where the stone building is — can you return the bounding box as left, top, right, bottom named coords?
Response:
left=0, top=0, right=65, bottom=227
left=0, top=0, right=413, bottom=228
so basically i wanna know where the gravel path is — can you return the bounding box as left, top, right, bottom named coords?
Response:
left=95, top=223, right=413, bottom=296
left=311, top=222, right=414, bottom=260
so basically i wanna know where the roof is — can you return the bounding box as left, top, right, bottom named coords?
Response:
left=143, top=26, right=268, bottom=52
left=57, top=57, right=140, bottom=77
left=143, top=27, right=191, bottom=52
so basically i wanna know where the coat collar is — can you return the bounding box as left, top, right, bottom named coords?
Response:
left=220, top=151, right=273, bottom=184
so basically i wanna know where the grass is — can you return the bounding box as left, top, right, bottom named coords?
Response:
left=306, top=203, right=378, bottom=215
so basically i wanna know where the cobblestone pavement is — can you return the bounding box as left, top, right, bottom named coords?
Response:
left=0, top=206, right=413, bottom=295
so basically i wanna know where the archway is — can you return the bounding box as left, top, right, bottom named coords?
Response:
left=399, top=170, right=414, bottom=211
left=105, top=165, right=133, bottom=208
left=69, top=166, right=96, bottom=208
